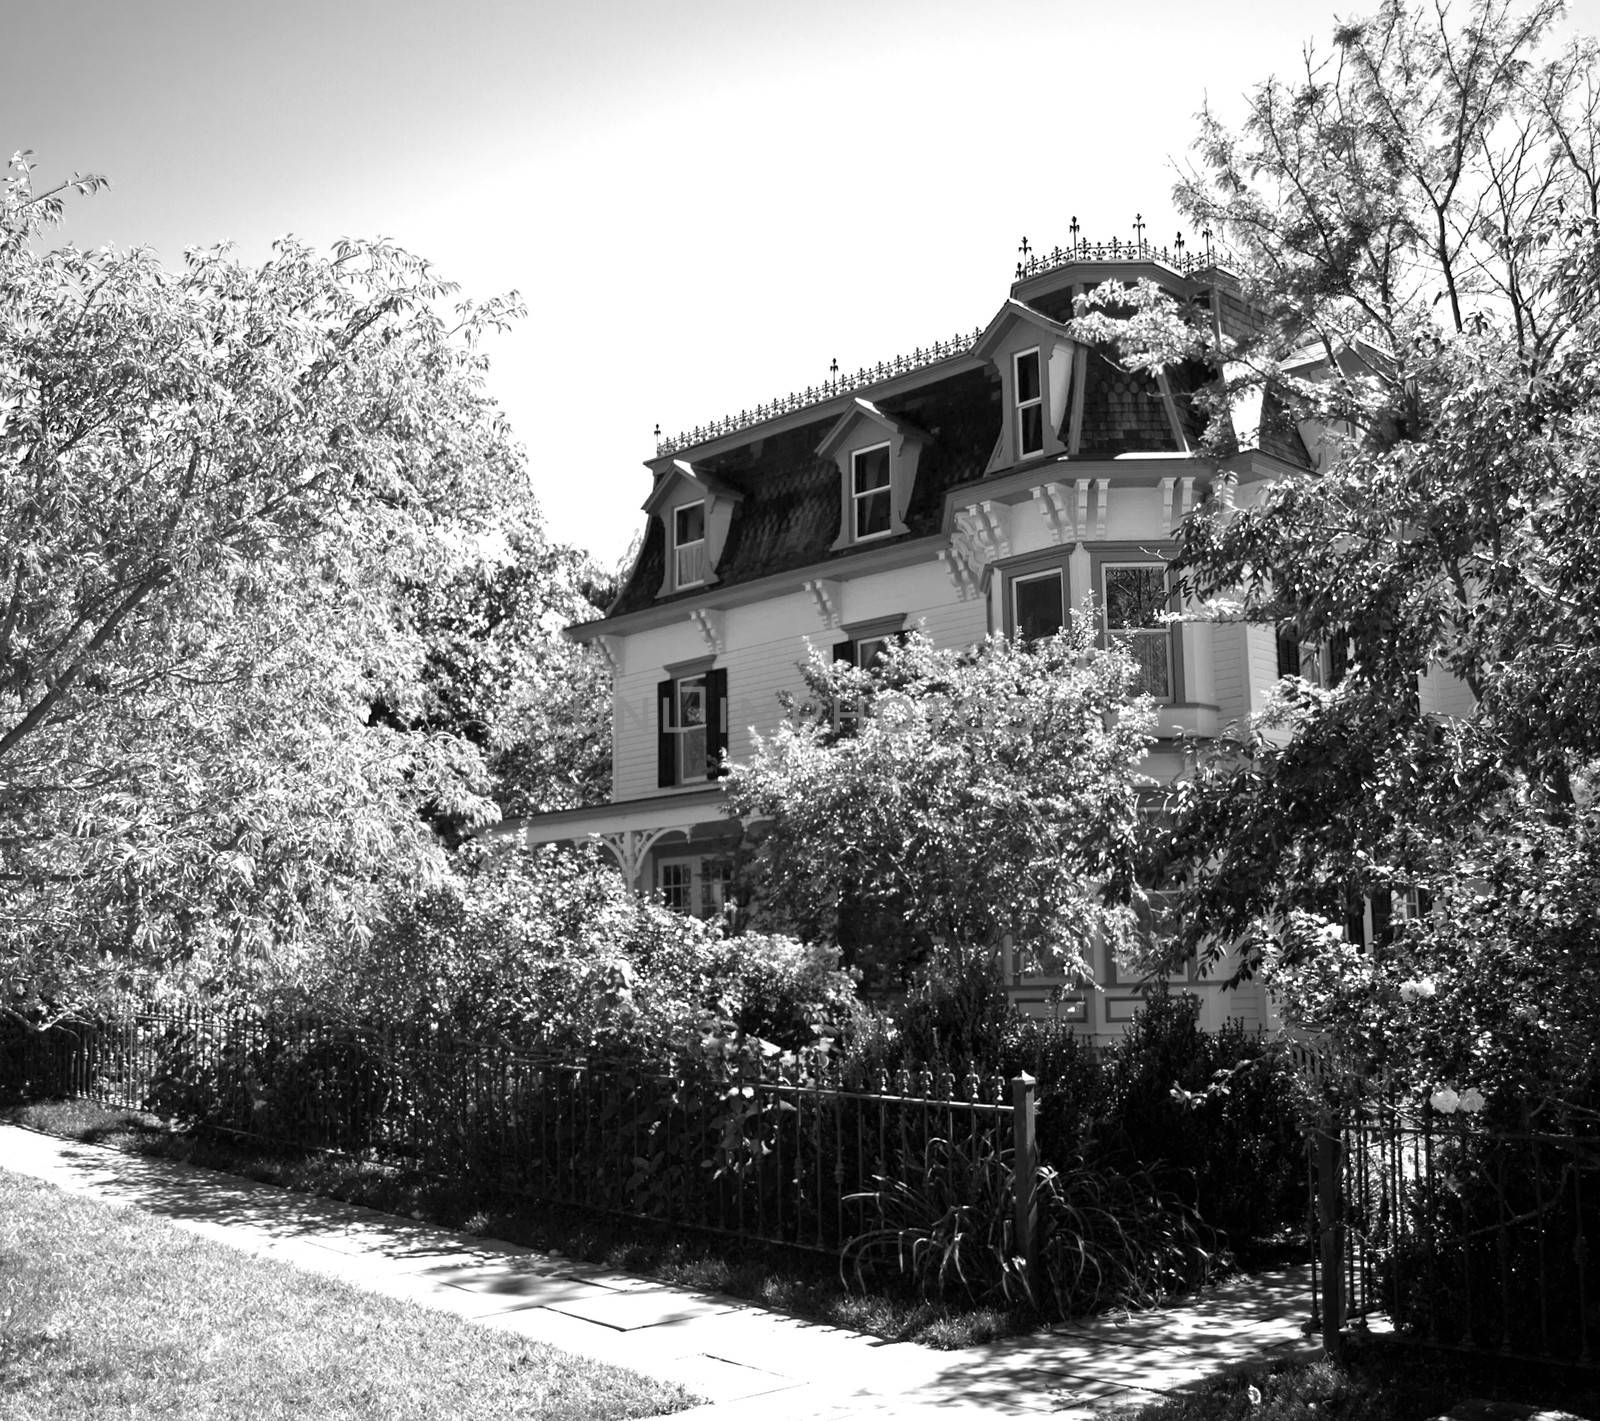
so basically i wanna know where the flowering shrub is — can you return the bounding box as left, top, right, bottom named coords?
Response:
left=305, top=842, right=858, bottom=1058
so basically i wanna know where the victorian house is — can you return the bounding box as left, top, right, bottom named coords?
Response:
left=486, top=230, right=1378, bottom=1038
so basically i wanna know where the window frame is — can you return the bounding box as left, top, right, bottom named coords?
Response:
left=850, top=443, right=894, bottom=543
left=673, top=500, right=707, bottom=590
left=996, top=549, right=1072, bottom=643
left=656, top=664, right=728, bottom=787
left=1082, top=544, right=1182, bottom=705
left=1010, top=567, right=1068, bottom=643
left=830, top=616, right=906, bottom=732
left=1099, top=560, right=1175, bottom=701
left=1014, top=347, right=1045, bottom=458
left=1275, top=621, right=1348, bottom=687
left=655, top=855, right=733, bottom=919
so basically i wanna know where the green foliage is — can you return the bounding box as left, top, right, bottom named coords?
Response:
left=725, top=625, right=1153, bottom=990
left=841, top=992, right=1309, bottom=1249
left=145, top=1014, right=387, bottom=1151
left=0, top=154, right=592, bottom=1011
left=376, top=519, right=613, bottom=841
left=841, top=1135, right=1217, bottom=1320
left=307, top=844, right=859, bottom=1058
left=1072, top=3, right=1600, bottom=1112
left=1098, top=994, right=1308, bottom=1245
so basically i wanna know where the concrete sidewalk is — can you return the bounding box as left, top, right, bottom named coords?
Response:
left=0, top=1122, right=1321, bottom=1418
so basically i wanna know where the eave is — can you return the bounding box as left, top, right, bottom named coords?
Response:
left=567, top=533, right=949, bottom=641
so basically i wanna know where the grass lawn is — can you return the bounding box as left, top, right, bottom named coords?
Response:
left=0, top=1168, right=695, bottom=1421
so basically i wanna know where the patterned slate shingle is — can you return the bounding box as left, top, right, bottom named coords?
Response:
left=1076, top=345, right=1178, bottom=456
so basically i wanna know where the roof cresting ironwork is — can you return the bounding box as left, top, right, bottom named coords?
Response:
left=656, top=219, right=1225, bottom=457
left=1015, top=215, right=1221, bottom=281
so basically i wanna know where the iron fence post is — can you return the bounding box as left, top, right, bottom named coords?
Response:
left=1316, top=1110, right=1346, bottom=1359
left=1011, top=1072, right=1039, bottom=1303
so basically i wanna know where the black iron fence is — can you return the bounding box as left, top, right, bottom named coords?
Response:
left=1, top=1003, right=1034, bottom=1260
left=1309, top=1102, right=1600, bottom=1366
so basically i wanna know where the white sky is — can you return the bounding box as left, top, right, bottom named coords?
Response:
left=9, top=0, right=1600, bottom=569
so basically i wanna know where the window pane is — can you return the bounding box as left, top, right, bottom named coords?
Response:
left=1015, top=350, right=1041, bottom=402
left=1013, top=571, right=1065, bottom=641
left=853, top=446, right=890, bottom=493
left=679, top=725, right=707, bottom=780
left=1103, top=565, right=1167, bottom=629
left=675, top=542, right=706, bottom=586
left=1113, top=630, right=1171, bottom=698
left=675, top=502, right=705, bottom=544
left=1018, top=403, right=1044, bottom=455
left=856, top=487, right=891, bottom=537
left=677, top=678, right=705, bottom=727
left=700, top=860, right=731, bottom=917
left=855, top=636, right=889, bottom=668
left=660, top=862, right=692, bottom=912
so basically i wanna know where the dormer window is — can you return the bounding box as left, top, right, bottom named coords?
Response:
left=852, top=445, right=893, bottom=541
left=674, top=501, right=707, bottom=588
left=1015, top=349, right=1044, bottom=457
left=821, top=401, right=923, bottom=553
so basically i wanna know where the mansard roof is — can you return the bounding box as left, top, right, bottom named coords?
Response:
left=609, top=367, right=998, bottom=616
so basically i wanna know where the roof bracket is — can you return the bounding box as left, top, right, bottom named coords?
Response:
left=803, top=578, right=843, bottom=629
left=689, top=607, right=726, bottom=654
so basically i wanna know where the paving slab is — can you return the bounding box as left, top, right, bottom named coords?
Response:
left=0, top=1121, right=1327, bottom=1418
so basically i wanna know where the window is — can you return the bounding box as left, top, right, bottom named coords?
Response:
left=659, top=861, right=693, bottom=911
left=1015, top=349, right=1044, bottom=457
left=831, top=627, right=898, bottom=732
left=852, top=445, right=892, bottom=540
left=1276, top=623, right=1348, bottom=687
left=656, top=857, right=733, bottom=919
left=1102, top=564, right=1172, bottom=698
left=656, top=667, right=728, bottom=786
left=1011, top=568, right=1066, bottom=642
left=674, top=501, right=707, bottom=588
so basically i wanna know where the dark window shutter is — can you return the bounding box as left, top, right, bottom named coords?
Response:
left=1328, top=635, right=1348, bottom=685
left=657, top=678, right=675, bottom=788
left=705, top=667, right=728, bottom=779
left=832, top=640, right=854, bottom=665
left=1276, top=625, right=1299, bottom=679
left=1371, top=888, right=1394, bottom=947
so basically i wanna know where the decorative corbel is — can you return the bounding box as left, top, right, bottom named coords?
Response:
left=689, top=607, right=726, bottom=654
left=1031, top=482, right=1074, bottom=546
left=1179, top=475, right=1196, bottom=521
left=1073, top=479, right=1090, bottom=540
left=1159, top=476, right=1176, bottom=531
left=935, top=549, right=981, bottom=601
left=802, top=578, right=843, bottom=629
left=955, top=500, right=1012, bottom=562
left=1093, top=478, right=1110, bottom=539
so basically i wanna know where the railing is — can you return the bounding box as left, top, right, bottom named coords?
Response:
left=1309, top=1102, right=1600, bottom=1366
left=1, top=1004, right=1028, bottom=1259
left=1014, top=233, right=1224, bottom=282
left=655, top=328, right=981, bottom=456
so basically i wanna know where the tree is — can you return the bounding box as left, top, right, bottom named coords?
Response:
left=374, top=513, right=614, bottom=843
left=1086, top=2, right=1600, bottom=1108
left=722, top=625, right=1153, bottom=993
left=0, top=153, right=546, bottom=1010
